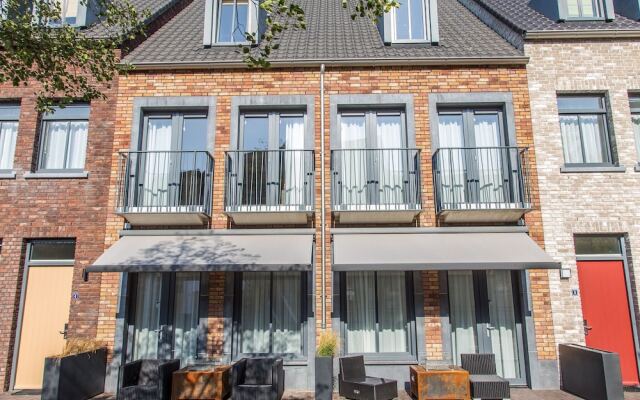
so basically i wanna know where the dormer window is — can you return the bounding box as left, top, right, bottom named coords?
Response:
left=379, top=0, right=439, bottom=44
left=37, top=0, right=93, bottom=27
left=203, top=0, right=259, bottom=46
left=566, top=0, right=603, bottom=18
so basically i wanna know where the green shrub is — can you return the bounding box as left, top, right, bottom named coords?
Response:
left=316, top=331, right=339, bottom=357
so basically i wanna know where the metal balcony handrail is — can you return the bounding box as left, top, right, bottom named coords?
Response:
left=115, top=150, right=214, bottom=215
left=224, top=149, right=315, bottom=211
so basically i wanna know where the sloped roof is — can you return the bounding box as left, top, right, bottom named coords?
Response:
left=85, top=0, right=182, bottom=38
left=123, top=0, right=524, bottom=67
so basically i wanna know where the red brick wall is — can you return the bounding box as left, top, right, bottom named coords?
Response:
left=0, top=79, right=116, bottom=389
left=97, top=64, right=555, bottom=365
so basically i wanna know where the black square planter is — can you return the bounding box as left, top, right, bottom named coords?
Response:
left=315, top=356, right=334, bottom=400
left=42, top=348, right=106, bottom=400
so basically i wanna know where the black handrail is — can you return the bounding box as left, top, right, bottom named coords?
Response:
left=115, top=150, right=214, bottom=215
left=432, top=147, right=531, bottom=213
left=330, top=148, right=422, bottom=211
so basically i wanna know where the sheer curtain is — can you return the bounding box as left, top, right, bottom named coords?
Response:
left=143, top=118, right=173, bottom=207
left=376, top=115, right=404, bottom=207
left=346, top=272, right=376, bottom=353
left=340, top=116, right=367, bottom=207
left=486, top=271, right=520, bottom=379
left=438, top=115, right=465, bottom=206
left=560, top=116, right=583, bottom=163
left=173, top=273, right=200, bottom=365
left=580, top=115, right=605, bottom=163
left=377, top=271, right=408, bottom=352
left=473, top=114, right=505, bottom=204
left=67, top=121, right=88, bottom=169
left=0, top=122, right=18, bottom=170
left=42, top=121, right=69, bottom=169
left=448, top=271, right=477, bottom=365
left=272, top=272, right=302, bottom=353
left=133, top=273, right=162, bottom=360
left=241, top=272, right=271, bottom=353
left=280, top=116, right=305, bottom=206
left=633, top=115, right=640, bottom=162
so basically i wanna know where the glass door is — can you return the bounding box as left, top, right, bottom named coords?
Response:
left=128, top=272, right=201, bottom=366
left=448, top=270, right=526, bottom=384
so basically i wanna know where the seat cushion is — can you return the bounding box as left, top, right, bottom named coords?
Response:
left=469, top=375, right=510, bottom=399
left=233, top=384, right=275, bottom=400
left=119, top=384, right=158, bottom=400
left=244, top=358, right=275, bottom=385
left=138, top=360, right=160, bottom=385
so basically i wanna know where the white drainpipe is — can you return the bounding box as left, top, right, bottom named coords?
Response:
left=320, top=63, right=327, bottom=329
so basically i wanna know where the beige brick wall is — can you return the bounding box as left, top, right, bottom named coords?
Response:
left=525, top=39, right=640, bottom=349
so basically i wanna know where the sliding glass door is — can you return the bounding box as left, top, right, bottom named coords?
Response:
left=128, top=272, right=202, bottom=366
left=448, top=270, right=526, bottom=384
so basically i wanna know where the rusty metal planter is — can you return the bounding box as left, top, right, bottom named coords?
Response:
left=409, top=365, right=470, bottom=400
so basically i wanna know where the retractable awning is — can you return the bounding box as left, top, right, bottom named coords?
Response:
left=87, top=230, right=315, bottom=273
left=332, top=227, right=560, bottom=271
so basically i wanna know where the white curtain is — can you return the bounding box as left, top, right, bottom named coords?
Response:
left=486, top=271, right=520, bottom=379
left=143, top=118, right=173, bottom=207
left=438, top=115, right=465, bottom=206
left=560, top=116, right=583, bottom=164
left=633, top=115, right=640, bottom=162
left=474, top=114, right=505, bottom=204
left=272, top=272, right=302, bottom=354
left=133, top=273, right=162, bottom=360
left=67, top=121, right=88, bottom=169
left=0, top=121, right=18, bottom=170
left=376, top=115, right=405, bottom=207
left=241, top=272, right=271, bottom=353
left=580, top=115, right=605, bottom=163
left=346, top=272, right=376, bottom=353
left=173, top=273, right=200, bottom=366
left=377, top=272, right=408, bottom=352
left=42, top=121, right=69, bottom=169
left=281, top=116, right=305, bottom=206
left=340, top=116, right=367, bottom=207
left=448, top=271, right=477, bottom=365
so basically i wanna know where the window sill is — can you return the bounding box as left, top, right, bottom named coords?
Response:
left=24, top=171, right=89, bottom=179
left=560, top=166, right=626, bottom=173
left=0, top=171, right=16, bottom=179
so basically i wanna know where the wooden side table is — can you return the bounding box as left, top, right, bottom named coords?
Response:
left=171, top=365, right=232, bottom=400
left=409, top=365, right=470, bottom=400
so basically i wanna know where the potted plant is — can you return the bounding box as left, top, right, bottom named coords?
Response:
left=42, top=339, right=107, bottom=400
left=315, top=331, right=339, bottom=400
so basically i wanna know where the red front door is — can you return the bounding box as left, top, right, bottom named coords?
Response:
left=577, top=260, right=640, bottom=386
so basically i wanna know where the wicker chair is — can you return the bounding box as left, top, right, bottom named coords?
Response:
left=231, top=357, right=285, bottom=400
left=460, top=354, right=510, bottom=400
left=118, top=359, right=180, bottom=400
left=338, top=355, right=398, bottom=400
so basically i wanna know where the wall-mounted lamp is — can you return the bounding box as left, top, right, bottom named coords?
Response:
left=560, top=268, right=571, bottom=279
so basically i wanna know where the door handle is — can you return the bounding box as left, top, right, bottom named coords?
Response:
left=59, top=323, right=69, bottom=339
left=583, top=320, right=593, bottom=336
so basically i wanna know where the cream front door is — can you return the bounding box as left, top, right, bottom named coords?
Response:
left=14, top=266, right=74, bottom=390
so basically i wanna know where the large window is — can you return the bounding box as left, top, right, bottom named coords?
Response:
left=217, top=0, right=250, bottom=43
left=390, top=0, right=427, bottom=42
left=630, top=96, right=640, bottom=165
left=342, top=271, right=415, bottom=356
left=235, top=272, right=306, bottom=357
left=565, top=0, right=603, bottom=18
left=38, top=104, right=89, bottom=172
left=558, top=95, right=613, bottom=166
left=0, top=104, right=19, bottom=171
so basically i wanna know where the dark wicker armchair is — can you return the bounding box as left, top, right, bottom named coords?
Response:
left=118, top=359, right=180, bottom=400
left=338, top=355, right=398, bottom=400
left=460, top=353, right=510, bottom=400
left=231, top=357, right=285, bottom=400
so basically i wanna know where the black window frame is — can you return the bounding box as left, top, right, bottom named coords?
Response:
left=630, top=95, right=640, bottom=166
left=231, top=271, right=308, bottom=361
left=339, top=271, right=418, bottom=361
left=557, top=94, right=615, bottom=168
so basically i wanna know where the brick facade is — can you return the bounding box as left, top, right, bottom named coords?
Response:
left=524, top=39, right=640, bottom=348
left=0, top=80, right=117, bottom=389
left=95, top=65, right=556, bottom=373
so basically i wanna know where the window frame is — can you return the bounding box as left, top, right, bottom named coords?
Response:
left=563, top=0, right=605, bottom=19
left=339, top=271, right=418, bottom=361
left=39, top=0, right=89, bottom=27
left=557, top=94, right=614, bottom=168
left=389, top=0, right=429, bottom=43
left=0, top=104, right=20, bottom=172
left=37, top=105, right=90, bottom=173
left=231, top=271, right=308, bottom=360
left=203, top=0, right=259, bottom=46
left=630, top=95, right=640, bottom=168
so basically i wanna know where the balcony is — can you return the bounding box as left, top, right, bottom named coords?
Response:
left=432, top=147, right=532, bottom=224
left=224, top=150, right=315, bottom=225
left=115, top=151, right=214, bottom=226
left=331, top=149, right=422, bottom=224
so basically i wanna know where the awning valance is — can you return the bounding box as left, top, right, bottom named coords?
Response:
left=87, top=230, right=314, bottom=273
left=332, top=228, right=560, bottom=271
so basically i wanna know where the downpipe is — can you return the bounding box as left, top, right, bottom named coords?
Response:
left=320, top=63, right=327, bottom=329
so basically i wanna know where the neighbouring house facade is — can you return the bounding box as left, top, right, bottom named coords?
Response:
left=463, top=0, right=640, bottom=388
left=86, top=0, right=562, bottom=392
